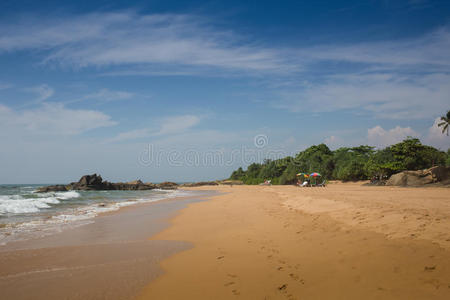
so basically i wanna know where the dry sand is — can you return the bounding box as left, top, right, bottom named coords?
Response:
left=138, top=183, right=450, bottom=299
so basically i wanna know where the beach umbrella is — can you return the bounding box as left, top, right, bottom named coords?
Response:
left=310, top=172, right=321, bottom=177
left=296, top=173, right=309, bottom=177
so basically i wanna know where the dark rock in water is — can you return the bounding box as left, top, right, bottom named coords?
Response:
left=179, top=180, right=243, bottom=187
left=180, top=181, right=219, bottom=187
left=127, top=180, right=143, bottom=185
left=37, top=185, right=69, bottom=192
left=37, top=174, right=173, bottom=192
left=111, top=181, right=157, bottom=191
left=70, top=174, right=109, bottom=190
left=78, top=174, right=103, bottom=186
left=138, top=182, right=156, bottom=190
left=386, top=166, right=450, bottom=187
left=155, top=182, right=178, bottom=190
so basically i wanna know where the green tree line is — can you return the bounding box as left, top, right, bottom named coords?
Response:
left=230, top=138, right=450, bottom=185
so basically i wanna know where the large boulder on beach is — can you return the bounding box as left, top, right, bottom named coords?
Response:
left=386, top=166, right=450, bottom=187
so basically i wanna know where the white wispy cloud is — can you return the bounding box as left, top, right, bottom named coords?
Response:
left=0, top=103, right=116, bottom=136
left=63, top=88, right=135, bottom=105
left=109, top=128, right=152, bottom=142
left=83, top=88, right=134, bottom=102
left=0, top=12, right=287, bottom=74
left=2, top=11, right=448, bottom=73
left=0, top=82, right=12, bottom=90
left=109, top=114, right=201, bottom=142
left=271, top=27, right=450, bottom=120
left=0, top=11, right=448, bottom=121
left=156, top=115, right=200, bottom=136
left=298, top=27, right=450, bottom=69
left=26, top=84, right=54, bottom=102
left=273, top=73, right=450, bottom=119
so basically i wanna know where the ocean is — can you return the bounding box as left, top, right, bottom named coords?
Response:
left=0, top=184, right=191, bottom=245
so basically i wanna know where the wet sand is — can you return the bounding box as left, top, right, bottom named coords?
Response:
left=0, top=191, right=212, bottom=300
left=139, top=184, right=450, bottom=299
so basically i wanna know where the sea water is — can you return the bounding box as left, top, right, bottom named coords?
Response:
left=0, top=184, right=192, bottom=245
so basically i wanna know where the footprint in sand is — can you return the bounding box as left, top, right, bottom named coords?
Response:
left=424, top=265, right=436, bottom=271
left=232, top=289, right=240, bottom=295
left=224, top=282, right=235, bottom=287
left=289, top=273, right=305, bottom=285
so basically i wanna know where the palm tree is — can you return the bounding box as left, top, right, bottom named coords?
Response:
left=438, top=110, right=450, bottom=136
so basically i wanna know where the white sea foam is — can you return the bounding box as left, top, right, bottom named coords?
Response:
left=46, top=189, right=191, bottom=224
left=0, top=191, right=81, bottom=215
left=55, top=191, right=81, bottom=199
left=0, top=188, right=196, bottom=246
left=0, top=195, right=58, bottom=214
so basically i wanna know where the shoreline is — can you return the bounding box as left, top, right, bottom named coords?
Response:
left=0, top=188, right=196, bottom=248
left=0, top=190, right=215, bottom=300
left=138, top=183, right=450, bottom=299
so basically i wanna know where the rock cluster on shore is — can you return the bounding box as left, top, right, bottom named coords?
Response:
left=386, top=166, right=450, bottom=187
left=179, top=180, right=243, bottom=187
left=37, top=174, right=178, bottom=192
left=180, top=181, right=219, bottom=187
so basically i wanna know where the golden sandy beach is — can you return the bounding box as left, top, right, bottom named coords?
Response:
left=139, top=183, right=450, bottom=300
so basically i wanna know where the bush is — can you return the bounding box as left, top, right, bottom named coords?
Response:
left=229, top=138, right=446, bottom=185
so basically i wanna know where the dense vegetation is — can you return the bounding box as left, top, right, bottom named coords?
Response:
left=229, top=138, right=449, bottom=185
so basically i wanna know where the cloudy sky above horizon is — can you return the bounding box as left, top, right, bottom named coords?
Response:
left=0, top=0, right=449, bottom=183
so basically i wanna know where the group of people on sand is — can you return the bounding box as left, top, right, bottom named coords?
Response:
left=260, top=180, right=272, bottom=186
left=297, top=178, right=326, bottom=187
left=258, top=174, right=326, bottom=187
left=296, top=172, right=326, bottom=187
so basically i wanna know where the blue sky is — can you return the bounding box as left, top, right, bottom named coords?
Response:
left=0, top=0, right=449, bottom=183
